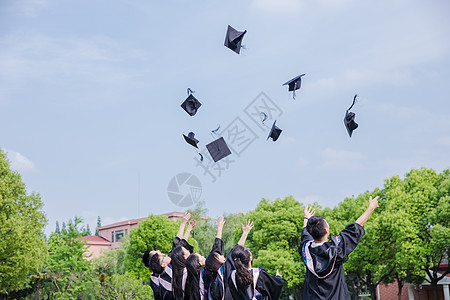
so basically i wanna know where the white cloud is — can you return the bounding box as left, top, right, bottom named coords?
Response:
left=0, top=33, right=152, bottom=103
left=3, top=148, right=36, bottom=172
left=320, top=147, right=366, bottom=171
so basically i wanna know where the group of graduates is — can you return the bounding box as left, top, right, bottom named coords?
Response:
left=143, top=196, right=379, bottom=300
left=142, top=213, right=284, bottom=300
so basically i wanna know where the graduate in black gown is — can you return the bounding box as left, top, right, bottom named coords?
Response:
left=143, top=212, right=195, bottom=300
left=185, top=246, right=207, bottom=300
left=210, top=219, right=269, bottom=300
left=228, top=244, right=284, bottom=300
left=160, top=217, right=196, bottom=300
left=300, top=196, right=379, bottom=300
left=193, top=216, right=225, bottom=300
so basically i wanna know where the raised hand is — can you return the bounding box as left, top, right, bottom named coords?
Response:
left=187, top=219, right=196, bottom=230
left=181, top=212, right=191, bottom=225
left=304, top=205, right=315, bottom=219
left=369, top=196, right=379, bottom=210
left=216, top=216, right=225, bottom=229
left=241, top=219, right=254, bottom=234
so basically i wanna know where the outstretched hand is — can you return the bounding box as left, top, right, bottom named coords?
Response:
left=216, top=216, right=225, bottom=228
left=304, top=205, right=315, bottom=219
left=187, top=219, right=196, bottom=229
left=241, top=219, right=254, bottom=234
left=369, top=196, right=379, bottom=210
left=182, top=212, right=191, bottom=224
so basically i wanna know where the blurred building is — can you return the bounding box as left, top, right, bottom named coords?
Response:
left=80, top=212, right=185, bottom=260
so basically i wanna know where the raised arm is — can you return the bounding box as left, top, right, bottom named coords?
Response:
left=355, top=196, right=379, bottom=226
left=177, top=212, right=191, bottom=239
left=237, top=219, right=254, bottom=246
left=303, top=205, right=315, bottom=228
left=183, top=219, right=196, bottom=241
left=216, top=216, right=225, bottom=239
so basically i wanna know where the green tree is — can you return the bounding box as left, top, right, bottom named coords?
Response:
left=86, top=224, right=92, bottom=236
left=222, top=212, right=245, bottom=255
left=378, top=168, right=449, bottom=300
left=40, top=217, right=99, bottom=299
left=56, top=221, right=61, bottom=235
left=96, top=216, right=101, bottom=236
left=242, top=196, right=309, bottom=300
left=188, top=201, right=215, bottom=256
left=98, top=273, right=153, bottom=299
left=0, top=149, right=48, bottom=293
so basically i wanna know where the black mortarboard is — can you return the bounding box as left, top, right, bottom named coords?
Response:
left=224, top=25, right=247, bottom=54
left=183, top=132, right=199, bottom=148
left=181, top=92, right=202, bottom=116
left=267, top=120, right=282, bottom=142
left=282, top=74, right=305, bottom=99
left=206, top=137, right=232, bottom=162
left=344, top=94, right=359, bottom=137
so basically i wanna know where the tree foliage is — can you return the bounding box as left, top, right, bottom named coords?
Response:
left=241, top=196, right=309, bottom=298
left=41, top=217, right=99, bottom=299
left=0, top=149, right=48, bottom=293
left=98, top=273, right=153, bottom=299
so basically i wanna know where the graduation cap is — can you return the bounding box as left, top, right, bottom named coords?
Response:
left=206, top=137, right=232, bottom=162
left=183, top=132, right=204, bottom=161
left=183, top=132, right=199, bottom=148
left=224, top=25, right=247, bottom=54
left=267, top=120, right=282, bottom=142
left=344, top=94, right=359, bottom=137
left=282, top=74, right=305, bottom=99
left=181, top=88, right=202, bottom=116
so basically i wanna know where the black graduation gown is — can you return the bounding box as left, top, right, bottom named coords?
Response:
left=159, top=238, right=194, bottom=300
left=200, top=238, right=225, bottom=300
left=209, top=243, right=241, bottom=300
left=228, top=268, right=284, bottom=300
left=299, top=223, right=365, bottom=300
left=151, top=272, right=162, bottom=300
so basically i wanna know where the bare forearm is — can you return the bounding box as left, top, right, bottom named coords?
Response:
left=216, top=227, right=223, bottom=239
left=177, top=222, right=187, bottom=238
left=355, top=207, right=376, bottom=226
left=238, top=232, right=249, bottom=246
left=183, top=227, right=193, bottom=240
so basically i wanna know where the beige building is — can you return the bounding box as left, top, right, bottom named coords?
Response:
left=81, top=212, right=185, bottom=259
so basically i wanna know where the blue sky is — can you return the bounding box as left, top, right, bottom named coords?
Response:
left=1, top=0, right=449, bottom=236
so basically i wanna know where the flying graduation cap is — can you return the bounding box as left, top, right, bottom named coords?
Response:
left=282, top=74, right=305, bottom=99
left=183, top=132, right=199, bottom=148
left=181, top=88, right=202, bottom=116
left=344, top=94, right=359, bottom=138
left=267, top=120, right=282, bottom=142
left=224, top=25, right=247, bottom=54
left=183, top=132, right=203, bottom=161
left=206, top=137, right=232, bottom=162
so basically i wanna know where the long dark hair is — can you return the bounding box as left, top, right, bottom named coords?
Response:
left=171, top=246, right=187, bottom=297
left=186, top=254, right=202, bottom=300
left=232, top=245, right=253, bottom=286
left=203, top=252, right=223, bottom=290
left=142, top=249, right=151, bottom=268
left=150, top=253, right=164, bottom=274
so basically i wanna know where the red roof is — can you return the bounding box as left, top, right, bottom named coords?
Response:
left=78, top=235, right=111, bottom=245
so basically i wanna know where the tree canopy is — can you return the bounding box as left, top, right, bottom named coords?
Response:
left=0, top=149, right=48, bottom=293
